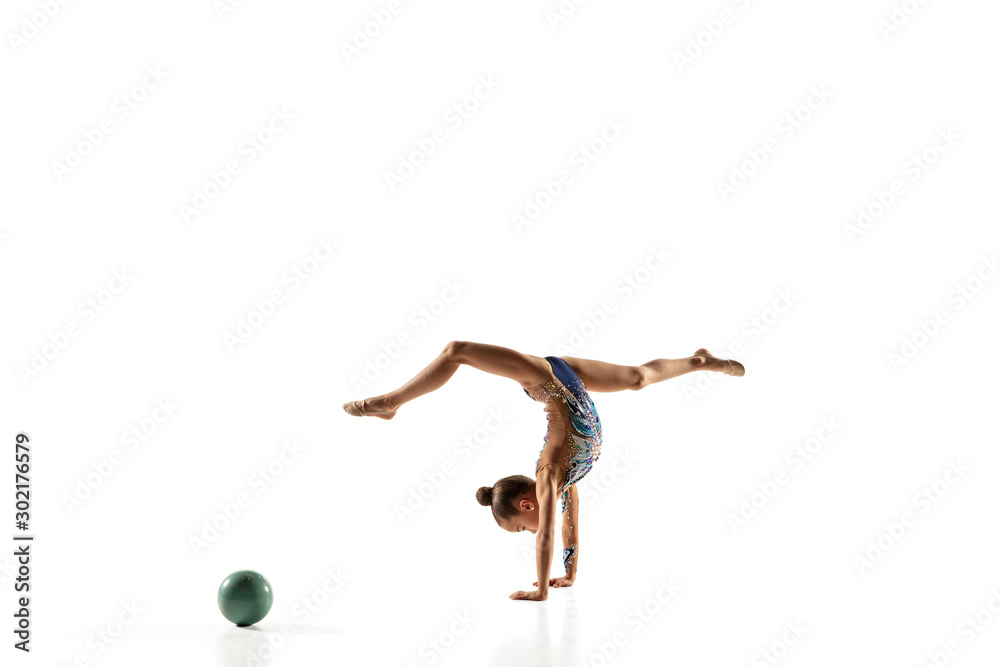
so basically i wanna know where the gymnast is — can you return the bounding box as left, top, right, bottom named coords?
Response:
left=343, top=341, right=744, bottom=601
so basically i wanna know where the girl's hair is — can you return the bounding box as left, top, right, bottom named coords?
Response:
left=476, top=474, right=534, bottom=525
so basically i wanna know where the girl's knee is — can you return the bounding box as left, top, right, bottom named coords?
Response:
left=632, top=366, right=650, bottom=390
left=443, top=340, right=470, bottom=362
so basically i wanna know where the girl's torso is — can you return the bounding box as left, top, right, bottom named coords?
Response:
left=522, top=357, right=603, bottom=494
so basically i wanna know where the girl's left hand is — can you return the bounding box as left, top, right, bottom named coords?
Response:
left=509, top=589, right=547, bottom=601
left=535, top=577, right=573, bottom=588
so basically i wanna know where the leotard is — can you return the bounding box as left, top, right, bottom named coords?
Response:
left=522, top=356, right=603, bottom=515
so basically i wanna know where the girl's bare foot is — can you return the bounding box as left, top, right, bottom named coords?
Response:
left=342, top=395, right=399, bottom=419
left=692, top=348, right=745, bottom=376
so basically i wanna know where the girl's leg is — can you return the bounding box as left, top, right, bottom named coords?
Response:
left=561, top=349, right=737, bottom=393
left=359, top=341, right=551, bottom=412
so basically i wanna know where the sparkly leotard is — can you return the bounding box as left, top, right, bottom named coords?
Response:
left=522, top=356, right=603, bottom=514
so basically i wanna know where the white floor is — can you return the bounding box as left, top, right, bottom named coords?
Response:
left=3, top=1, right=1000, bottom=665
left=14, top=361, right=1000, bottom=665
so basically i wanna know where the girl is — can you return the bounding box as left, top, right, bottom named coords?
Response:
left=343, top=341, right=744, bottom=601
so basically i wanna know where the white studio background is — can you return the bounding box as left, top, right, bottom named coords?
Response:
left=2, top=1, right=999, bottom=665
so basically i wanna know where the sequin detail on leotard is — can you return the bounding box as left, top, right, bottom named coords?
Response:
left=523, top=357, right=603, bottom=514
left=563, top=544, right=577, bottom=571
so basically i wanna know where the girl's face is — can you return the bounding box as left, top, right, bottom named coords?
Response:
left=501, top=495, right=539, bottom=534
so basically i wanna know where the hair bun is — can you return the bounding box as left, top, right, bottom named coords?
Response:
left=475, top=486, right=493, bottom=506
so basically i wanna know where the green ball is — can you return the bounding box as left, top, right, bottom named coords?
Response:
left=217, top=570, right=273, bottom=626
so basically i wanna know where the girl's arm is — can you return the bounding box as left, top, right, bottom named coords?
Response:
left=560, top=485, right=580, bottom=582
left=510, top=468, right=561, bottom=601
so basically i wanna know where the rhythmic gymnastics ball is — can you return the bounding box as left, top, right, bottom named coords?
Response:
left=217, top=570, right=273, bottom=626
